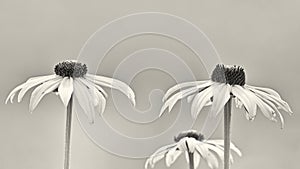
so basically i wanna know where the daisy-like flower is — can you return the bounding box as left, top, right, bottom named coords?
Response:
left=5, top=60, right=136, bottom=169
left=145, top=130, right=241, bottom=169
left=6, top=60, right=135, bottom=122
left=160, top=64, right=292, bottom=128
left=160, top=64, right=292, bottom=169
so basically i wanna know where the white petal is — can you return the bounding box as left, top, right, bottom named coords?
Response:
left=17, top=74, right=57, bottom=103
left=73, top=79, right=96, bottom=123
left=205, top=151, right=219, bottom=169
left=160, top=87, right=199, bottom=116
left=29, top=78, right=62, bottom=112
left=186, top=139, right=197, bottom=153
left=77, top=78, right=99, bottom=106
left=165, top=147, right=182, bottom=167
left=254, top=94, right=285, bottom=128
left=5, top=83, right=26, bottom=104
left=184, top=152, right=190, bottom=164
left=97, top=91, right=106, bottom=116
left=206, top=140, right=242, bottom=157
left=251, top=94, right=276, bottom=121
left=187, top=94, right=196, bottom=103
left=246, top=85, right=281, bottom=98
left=211, top=83, right=231, bottom=116
left=194, top=152, right=201, bottom=169
left=86, top=74, right=136, bottom=106
left=204, top=144, right=224, bottom=162
left=150, top=143, right=177, bottom=158
left=147, top=144, right=176, bottom=168
left=191, top=86, right=213, bottom=118
left=163, top=80, right=211, bottom=101
left=58, top=77, right=74, bottom=106
left=249, top=87, right=292, bottom=114
left=195, top=142, right=209, bottom=158
left=232, top=85, right=257, bottom=118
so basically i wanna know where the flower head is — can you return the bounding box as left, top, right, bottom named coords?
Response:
left=160, top=64, right=292, bottom=128
left=145, top=130, right=241, bottom=169
left=6, top=60, right=136, bottom=123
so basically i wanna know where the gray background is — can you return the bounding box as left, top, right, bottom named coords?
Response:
left=0, top=0, right=299, bottom=169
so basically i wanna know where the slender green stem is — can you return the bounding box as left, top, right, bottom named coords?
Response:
left=224, top=96, right=232, bottom=169
left=188, top=152, right=194, bottom=169
left=64, top=96, right=73, bottom=169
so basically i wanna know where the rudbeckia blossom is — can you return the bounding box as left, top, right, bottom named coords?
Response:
left=161, top=64, right=292, bottom=128
left=5, top=60, right=136, bottom=169
left=145, top=130, right=241, bottom=169
left=5, top=60, right=136, bottom=122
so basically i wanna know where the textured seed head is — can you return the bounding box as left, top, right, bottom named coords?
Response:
left=54, top=60, right=87, bottom=78
left=174, top=130, right=205, bottom=142
left=211, top=64, right=246, bottom=86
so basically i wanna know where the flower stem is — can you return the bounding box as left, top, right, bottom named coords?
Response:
left=188, top=152, right=194, bottom=169
left=224, top=96, right=232, bottom=169
left=64, top=96, right=73, bottom=169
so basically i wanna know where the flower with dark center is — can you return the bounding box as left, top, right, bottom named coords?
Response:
left=174, top=130, right=204, bottom=142
left=6, top=60, right=136, bottom=123
left=211, top=64, right=245, bottom=86
left=6, top=60, right=136, bottom=169
left=160, top=64, right=292, bottom=133
left=145, top=130, right=241, bottom=169
left=54, top=61, right=88, bottom=78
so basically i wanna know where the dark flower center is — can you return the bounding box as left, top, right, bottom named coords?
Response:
left=54, top=61, right=87, bottom=78
left=211, top=64, right=246, bottom=86
left=174, top=130, right=204, bottom=142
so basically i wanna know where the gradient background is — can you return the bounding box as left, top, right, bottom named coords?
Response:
left=0, top=1, right=299, bottom=169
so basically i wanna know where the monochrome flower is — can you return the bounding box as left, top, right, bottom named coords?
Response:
left=145, top=130, right=241, bottom=169
left=6, top=60, right=135, bottom=123
left=160, top=64, right=292, bottom=128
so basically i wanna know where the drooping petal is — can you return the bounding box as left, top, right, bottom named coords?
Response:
left=163, top=81, right=211, bottom=101
left=146, top=143, right=177, bottom=168
left=73, top=79, right=96, bottom=123
left=211, top=83, right=231, bottom=116
left=191, top=86, right=213, bottom=118
left=165, top=147, right=182, bottom=167
left=206, top=151, right=219, bottom=169
left=194, top=151, right=201, bottom=169
left=29, top=77, right=62, bottom=112
left=232, top=85, right=257, bottom=118
left=79, top=79, right=107, bottom=116
left=86, top=78, right=108, bottom=97
left=160, top=87, right=199, bottom=116
left=185, top=138, right=197, bottom=153
left=5, top=83, right=26, bottom=104
left=77, top=78, right=99, bottom=106
left=185, top=152, right=190, bottom=164
left=86, top=74, right=135, bottom=106
left=246, top=85, right=281, bottom=99
left=204, top=144, right=224, bottom=162
left=248, top=87, right=292, bottom=114
left=12, top=74, right=57, bottom=103
left=58, top=77, right=74, bottom=106
left=254, top=94, right=285, bottom=128
left=206, top=140, right=242, bottom=157
left=187, top=94, right=196, bottom=103
left=251, top=94, right=277, bottom=121
left=195, top=142, right=209, bottom=158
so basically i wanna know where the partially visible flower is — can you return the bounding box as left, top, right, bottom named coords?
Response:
left=5, top=60, right=135, bottom=123
left=161, top=64, right=292, bottom=128
left=145, top=130, right=241, bottom=169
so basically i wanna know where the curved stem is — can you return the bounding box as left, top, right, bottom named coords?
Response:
left=64, top=96, right=73, bottom=169
left=224, top=96, right=232, bottom=169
